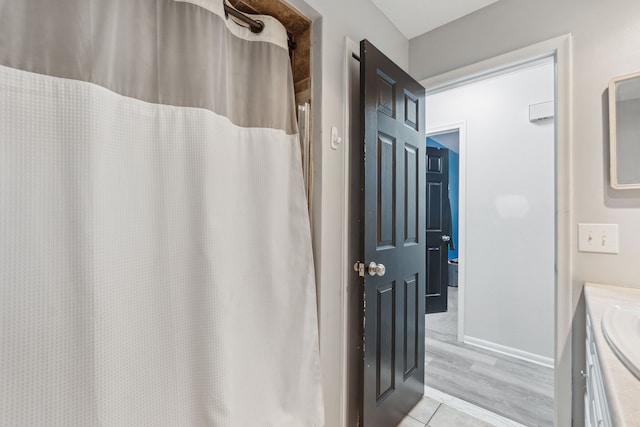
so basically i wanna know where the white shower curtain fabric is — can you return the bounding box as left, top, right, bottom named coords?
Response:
left=0, top=1, right=324, bottom=426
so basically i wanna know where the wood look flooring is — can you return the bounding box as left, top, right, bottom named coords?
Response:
left=425, top=287, right=554, bottom=427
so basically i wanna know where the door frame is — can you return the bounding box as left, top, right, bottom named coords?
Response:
left=342, top=37, right=360, bottom=427
left=426, top=122, right=467, bottom=343
left=419, top=34, right=572, bottom=427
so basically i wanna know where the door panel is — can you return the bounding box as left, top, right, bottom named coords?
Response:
left=360, top=39, right=426, bottom=427
left=404, top=146, right=418, bottom=245
left=404, top=92, right=419, bottom=131
left=425, top=147, right=450, bottom=314
left=377, top=71, right=396, bottom=117
left=426, top=249, right=443, bottom=296
left=403, top=274, right=419, bottom=377
left=378, top=133, right=396, bottom=248
left=376, top=280, right=395, bottom=403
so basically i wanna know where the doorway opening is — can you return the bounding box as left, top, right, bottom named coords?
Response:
left=343, top=35, right=572, bottom=427
left=425, top=124, right=465, bottom=344
left=425, top=127, right=461, bottom=335
left=422, top=58, right=556, bottom=426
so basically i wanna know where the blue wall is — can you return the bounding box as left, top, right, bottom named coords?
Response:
left=426, top=137, right=459, bottom=260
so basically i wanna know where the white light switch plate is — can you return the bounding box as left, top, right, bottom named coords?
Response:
left=578, top=223, right=619, bottom=254
left=330, top=126, right=342, bottom=150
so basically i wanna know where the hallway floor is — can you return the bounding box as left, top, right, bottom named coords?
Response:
left=423, top=287, right=554, bottom=426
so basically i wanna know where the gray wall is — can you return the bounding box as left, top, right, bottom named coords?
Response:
left=409, top=0, right=640, bottom=424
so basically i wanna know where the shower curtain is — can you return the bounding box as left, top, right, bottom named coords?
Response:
left=0, top=1, right=324, bottom=426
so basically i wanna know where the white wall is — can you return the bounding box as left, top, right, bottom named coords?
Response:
left=410, top=0, right=640, bottom=423
left=285, top=1, right=409, bottom=425
left=427, top=60, right=555, bottom=362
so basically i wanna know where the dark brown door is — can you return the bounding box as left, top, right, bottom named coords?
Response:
left=426, top=147, right=451, bottom=314
left=359, top=39, right=426, bottom=427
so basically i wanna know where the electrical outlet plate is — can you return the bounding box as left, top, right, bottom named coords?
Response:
left=578, top=223, right=619, bottom=254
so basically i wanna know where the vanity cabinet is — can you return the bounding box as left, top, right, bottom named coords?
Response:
left=585, top=312, right=613, bottom=427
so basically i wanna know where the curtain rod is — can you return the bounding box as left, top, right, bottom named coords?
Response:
left=223, top=1, right=264, bottom=34
left=222, top=1, right=297, bottom=50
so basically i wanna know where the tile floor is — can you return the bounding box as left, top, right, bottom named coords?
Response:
left=396, top=397, right=494, bottom=427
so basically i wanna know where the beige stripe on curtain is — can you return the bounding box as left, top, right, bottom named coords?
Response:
left=0, top=0, right=298, bottom=134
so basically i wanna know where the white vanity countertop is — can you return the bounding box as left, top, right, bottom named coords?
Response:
left=584, top=282, right=640, bottom=427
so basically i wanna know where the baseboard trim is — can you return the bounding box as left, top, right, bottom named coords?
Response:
left=424, top=386, right=527, bottom=427
left=464, top=336, right=554, bottom=368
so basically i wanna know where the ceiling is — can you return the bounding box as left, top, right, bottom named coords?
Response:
left=369, top=0, right=500, bottom=40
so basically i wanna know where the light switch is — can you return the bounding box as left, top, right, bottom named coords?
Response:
left=578, top=223, right=619, bottom=254
left=330, top=126, right=342, bottom=150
